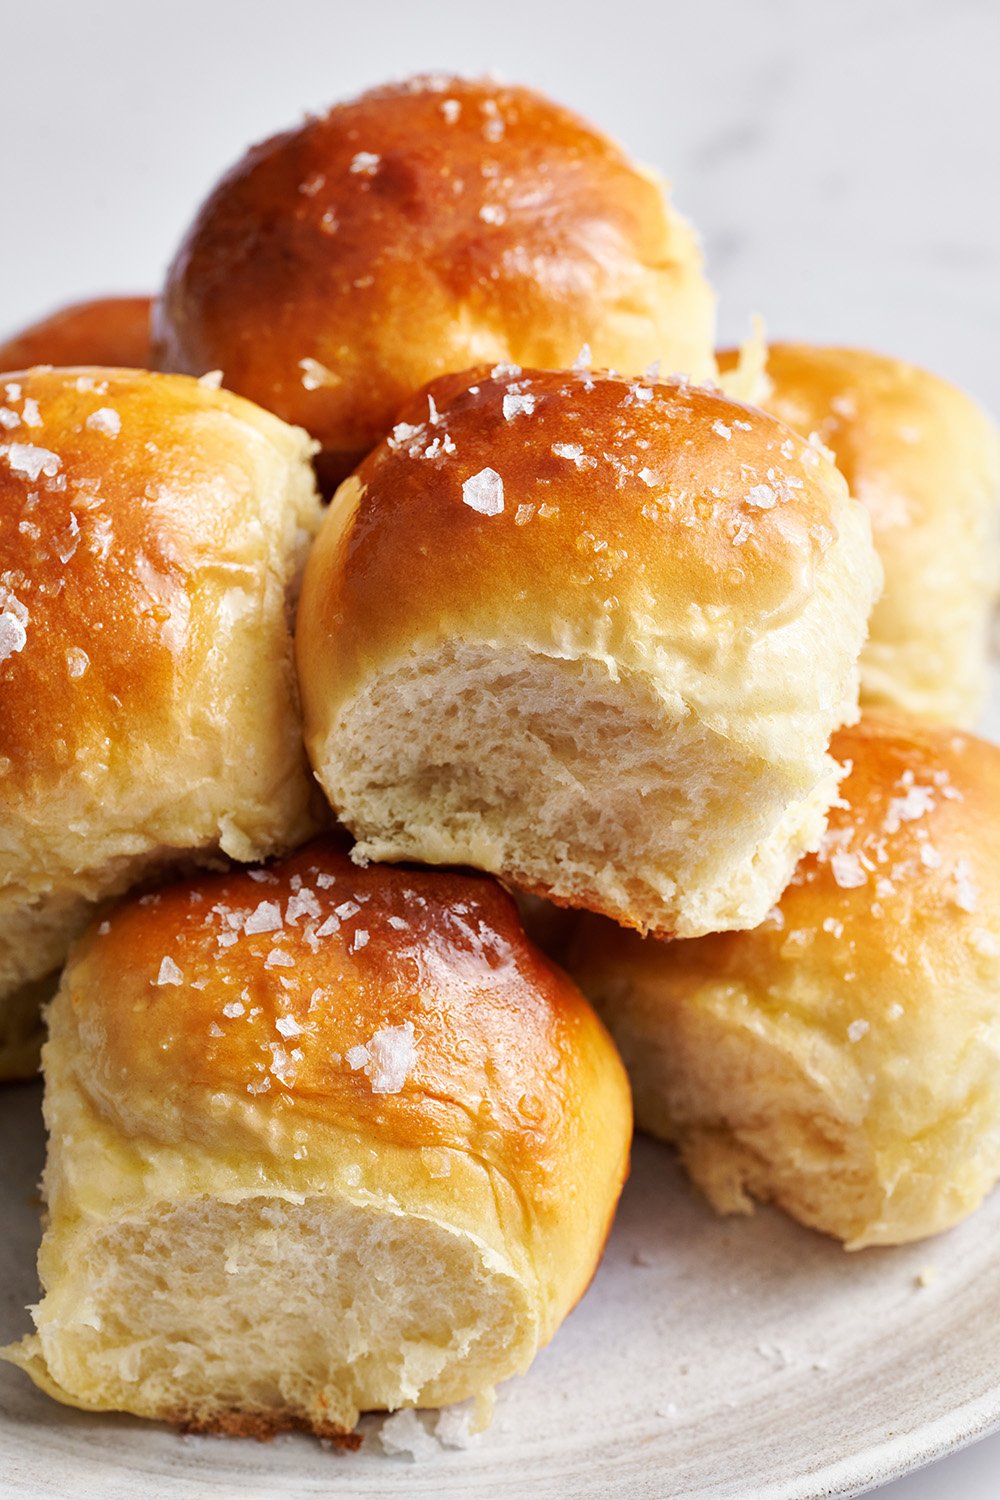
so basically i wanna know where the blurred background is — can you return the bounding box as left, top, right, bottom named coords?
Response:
left=1, top=2, right=998, bottom=1496
left=2, top=0, right=997, bottom=412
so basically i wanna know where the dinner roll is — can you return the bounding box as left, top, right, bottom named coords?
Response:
left=0, top=296, right=152, bottom=372
left=153, top=74, right=717, bottom=488
left=3, top=841, right=631, bottom=1438
left=720, top=343, right=1000, bottom=726
left=297, top=367, right=881, bottom=940
left=567, top=716, right=1000, bottom=1248
left=0, top=367, right=321, bottom=1077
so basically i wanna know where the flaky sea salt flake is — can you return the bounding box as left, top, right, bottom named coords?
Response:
left=2, top=443, right=60, bottom=481
left=462, top=467, right=504, bottom=516
left=86, top=407, right=121, bottom=437
left=244, top=900, right=283, bottom=935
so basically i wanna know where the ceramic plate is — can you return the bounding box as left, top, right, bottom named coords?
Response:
left=3, top=677, right=999, bottom=1499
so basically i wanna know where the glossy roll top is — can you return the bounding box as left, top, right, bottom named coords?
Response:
left=0, top=297, right=153, bottom=372
left=300, top=366, right=877, bottom=780
left=154, top=74, right=716, bottom=484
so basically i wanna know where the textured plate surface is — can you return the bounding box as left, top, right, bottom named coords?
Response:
left=3, top=677, right=999, bottom=1499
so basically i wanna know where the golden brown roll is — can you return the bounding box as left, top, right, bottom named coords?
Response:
left=153, top=74, right=717, bottom=487
left=0, top=367, right=321, bottom=1077
left=2, top=840, right=631, bottom=1438
left=719, top=343, right=1000, bottom=726
left=567, top=715, right=1000, bottom=1248
left=296, top=366, right=881, bottom=941
left=0, top=297, right=152, bottom=372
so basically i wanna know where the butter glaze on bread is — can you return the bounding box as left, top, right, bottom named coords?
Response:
left=0, top=297, right=153, bottom=372
left=2, top=841, right=631, bottom=1437
left=0, top=367, right=321, bottom=1076
left=720, top=343, right=1000, bottom=727
left=568, top=716, right=1000, bottom=1247
left=296, top=366, right=881, bottom=939
left=154, top=74, right=716, bottom=487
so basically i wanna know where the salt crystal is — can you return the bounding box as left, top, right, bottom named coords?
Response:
left=746, top=484, right=777, bottom=509
left=490, top=362, right=521, bottom=380
left=822, top=917, right=844, bottom=938
left=349, top=151, right=381, bottom=176
left=435, top=1403, right=478, bottom=1449
left=732, top=520, right=753, bottom=546
left=315, top=914, right=341, bottom=938
left=156, top=956, right=183, bottom=987
left=712, top=420, right=732, bottom=440
left=315, top=872, right=335, bottom=889
left=515, top=503, right=535, bottom=525
left=349, top=1021, right=417, bottom=1094
left=275, top=1015, right=304, bottom=1038
left=0, top=612, right=27, bottom=662
left=66, top=647, right=90, bottom=678
left=378, top=1408, right=440, bottom=1461
left=387, top=915, right=409, bottom=930
left=0, top=408, right=18, bottom=430
left=86, top=408, right=121, bottom=437
left=208, top=1022, right=223, bottom=1038
left=552, top=442, right=596, bottom=470
left=502, top=391, right=535, bottom=420
left=198, top=370, right=224, bottom=389
left=638, top=467, right=660, bottom=487
left=388, top=421, right=423, bottom=451
left=462, top=467, right=504, bottom=516
left=830, top=851, right=867, bottom=889
left=953, top=860, right=978, bottom=913
left=244, top=900, right=283, bottom=935
left=265, top=948, right=294, bottom=968
left=335, top=900, right=360, bottom=920
left=286, top=888, right=321, bottom=924
left=2, top=443, right=60, bottom=481
left=884, top=784, right=935, bottom=834
left=352, top=929, right=370, bottom=951
left=847, top=1019, right=870, bottom=1042
left=479, top=203, right=507, bottom=225
left=21, top=398, right=41, bottom=428
left=573, top=344, right=592, bottom=371
left=222, top=1000, right=245, bottom=1018
left=440, top=98, right=461, bottom=124
left=629, top=383, right=653, bottom=403
left=299, top=357, right=339, bottom=391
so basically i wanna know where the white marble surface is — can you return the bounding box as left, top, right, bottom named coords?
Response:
left=1, top=1, right=998, bottom=1495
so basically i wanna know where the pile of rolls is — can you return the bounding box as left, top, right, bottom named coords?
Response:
left=1, top=73, right=998, bottom=1447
